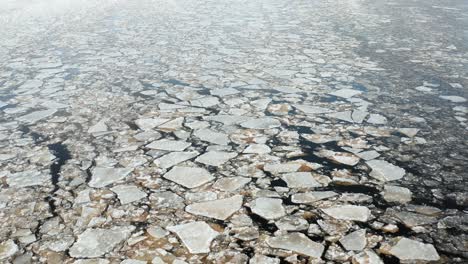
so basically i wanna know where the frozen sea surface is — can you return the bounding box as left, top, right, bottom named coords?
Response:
left=0, top=0, right=467, bottom=262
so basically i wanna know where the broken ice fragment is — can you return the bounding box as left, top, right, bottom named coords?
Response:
left=135, top=117, right=170, bottom=130
left=355, top=150, right=380, bottom=161
left=167, top=221, right=219, bottom=254
left=294, top=105, right=331, bottom=114
left=213, top=177, right=251, bottom=191
left=366, top=160, right=405, bottom=182
left=158, top=117, right=184, bottom=131
left=110, top=184, right=147, bottom=204
left=439, top=95, right=466, bottom=103
left=243, top=144, right=271, bottom=154
left=328, top=111, right=354, bottom=123
left=352, top=250, right=383, bottom=264
left=398, top=128, right=419, bottom=137
left=163, top=166, right=214, bottom=188
left=146, top=139, right=191, bottom=151
left=387, top=237, right=440, bottom=261
left=69, top=226, right=135, bottom=258
left=317, top=149, right=360, bottom=166
left=291, top=191, right=338, bottom=204
left=88, top=119, right=108, bottom=134
left=382, top=185, right=412, bottom=204
left=210, top=88, right=239, bottom=96
left=185, top=195, right=243, bottom=220
left=121, top=260, right=146, bottom=264
left=89, top=167, right=133, bottom=188
left=18, top=109, right=57, bottom=124
left=322, top=205, right=371, bottom=222
left=415, top=86, right=433, bottom=93
left=151, top=191, right=185, bottom=209
left=0, top=240, right=18, bottom=260
left=263, top=162, right=302, bottom=174
left=266, top=232, right=324, bottom=258
left=154, top=151, right=199, bottom=169
left=339, top=229, right=366, bottom=251
left=193, top=129, right=230, bottom=145
left=280, top=172, right=321, bottom=188
left=328, top=89, right=362, bottom=99
left=275, top=216, right=309, bottom=231
left=0, top=101, right=8, bottom=108
left=195, top=151, right=237, bottom=166
left=6, top=170, right=50, bottom=187
left=367, top=114, right=387, bottom=125
left=240, top=117, right=281, bottom=129
left=250, top=197, right=285, bottom=220
left=352, top=110, right=368, bottom=123
left=302, top=134, right=339, bottom=144
left=250, top=254, right=280, bottom=264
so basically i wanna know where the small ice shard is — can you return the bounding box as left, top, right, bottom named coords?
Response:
left=185, top=195, right=243, bottom=220
left=193, top=129, right=230, bottom=145
left=250, top=254, right=280, bottom=264
left=154, top=151, right=199, bottom=169
left=280, top=172, right=321, bottom=188
left=328, top=89, right=362, bottom=99
left=275, top=215, right=309, bottom=231
left=240, top=117, right=281, bottom=129
left=89, top=167, right=133, bottom=188
left=151, top=191, right=185, bottom=209
left=294, top=105, right=331, bottom=114
left=69, top=226, right=135, bottom=258
left=267, top=103, right=291, bottom=116
left=158, top=117, right=184, bottom=131
left=367, top=114, right=387, bottom=125
left=6, top=170, right=50, bottom=187
left=0, top=240, right=18, bottom=260
left=190, top=96, right=220, bottom=108
left=110, top=184, right=147, bottom=204
left=163, top=166, right=214, bottom=188
left=366, top=160, right=405, bottom=182
left=134, top=117, right=169, bottom=130
left=328, top=111, right=354, bottom=123
left=19, top=79, right=42, bottom=90
left=210, top=88, right=239, bottom=96
left=213, top=177, right=251, bottom=191
left=167, top=221, right=219, bottom=254
left=382, top=185, right=412, bottom=204
left=291, top=191, right=338, bottom=204
left=352, top=250, right=384, bottom=264
left=195, top=151, right=237, bottom=166
left=18, top=109, right=57, bottom=124
left=243, top=144, right=271, bottom=154
left=263, top=162, right=302, bottom=174
left=339, top=229, right=366, bottom=251
left=121, top=260, right=146, bottom=264
left=0, top=101, right=9, bottom=108
left=355, top=150, right=380, bottom=161
left=88, top=119, right=108, bottom=134
left=266, top=232, right=324, bottom=258
left=146, top=139, right=191, bottom=151
left=204, top=115, right=249, bottom=125
left=387, top=237, right=440, bottom=262
left=317, top=149, right=360, bottom=166
left=352, top=110, right=368, bottom=123
left=322, top=205, right=371, bottom=222
left=398, top=128, right=419, bottom=137
left=415, top=86, right=433, bottom=92
left=302, top=134, right=340, bottom=144
left=250, top=197, right=285, bottom=220
left=439, top=95, right=466, bottom=103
